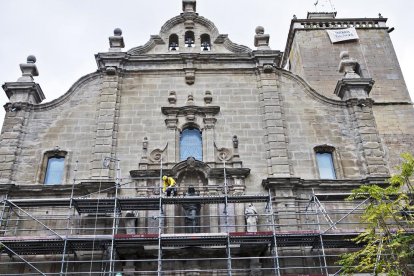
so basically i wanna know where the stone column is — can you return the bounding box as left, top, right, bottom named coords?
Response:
left=1, top=56, right=45, bottom=184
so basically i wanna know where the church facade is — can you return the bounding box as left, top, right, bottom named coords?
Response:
left=0, top=0, right=413, bottom=275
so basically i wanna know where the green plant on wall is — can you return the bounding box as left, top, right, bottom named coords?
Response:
left=338, top=153, right=414, bottom=275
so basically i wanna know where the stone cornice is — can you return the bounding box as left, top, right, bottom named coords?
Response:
left=0, top=181, right=115, bottom=198
left=2, top=82, right=45, bottom=104
left=262, top=176, right=389, bottom=190
left=32, top=72, right=102, bottom=112
left=334, top=78, right=375, bottom=100
left=208, top=168, right=250, bottom=178
left=161, top=105, right=220, bottom=117
left=279, top=69, right=345, bottom=107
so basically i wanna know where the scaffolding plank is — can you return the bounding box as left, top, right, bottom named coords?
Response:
left=160, top=233, right=228, bottom=247
left=0, top=231, right=365, bottom=256
left=119, top=198, right=160, bottom=210
left=161, top=195, right=268, bottom=205
left=5, top=199, right=71, bottom=208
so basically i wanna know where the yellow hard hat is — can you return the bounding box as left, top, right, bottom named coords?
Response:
left=162, top=176, right=167, bottom=180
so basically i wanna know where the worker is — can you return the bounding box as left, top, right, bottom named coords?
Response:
left=162, top=175, right=177, bottom=196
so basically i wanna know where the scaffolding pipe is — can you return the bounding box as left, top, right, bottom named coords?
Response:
left=5, top=200, right=64, bottom=240
left=107, top=157, right=121, bottom=275
left=322, top=197, right=370, bottom=234
left=223, top=160, right=232, bottom=276
left=267, top=189, right=281, bottom=276
left=60, top=160, right=78, bottom=276
left=157, top=157, right=163, bottom=276
left=0, top=194, right=8, bottom=235
left=313, top=194, right=329, bottom=276
left=0, top=241, right=46, bottom=275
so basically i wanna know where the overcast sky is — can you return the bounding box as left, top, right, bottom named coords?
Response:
left=0, top=0, right=413, bottom=128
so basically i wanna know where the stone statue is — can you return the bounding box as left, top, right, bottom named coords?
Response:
left=125, top=211, right=137, bottom=234
left=182, top=186, right=201, bottom=233
left=244, top=203, right=258, bottom=232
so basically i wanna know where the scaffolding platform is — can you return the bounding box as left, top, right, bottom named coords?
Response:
left=0, top=230, right=363, bottom=256
left=3, top=195, right=269, bottom=214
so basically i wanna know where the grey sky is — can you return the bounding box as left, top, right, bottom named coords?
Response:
left=0, top=0, right=413, bottom=127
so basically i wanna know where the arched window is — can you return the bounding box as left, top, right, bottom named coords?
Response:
left=200, top=34, right=211, bottom=51
left=184, top=31, right=195, bottom=47
left=180, top=128, right=202, bottom=161
left=314, top=145, right=336, bottom=179
left=169, top=34, right=179, bottom=51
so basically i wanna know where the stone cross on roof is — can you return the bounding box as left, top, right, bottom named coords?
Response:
left=182, top=0, right=196, bottom=13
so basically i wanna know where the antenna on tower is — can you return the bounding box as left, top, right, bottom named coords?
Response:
left=314, top=0, right=336, bottom=13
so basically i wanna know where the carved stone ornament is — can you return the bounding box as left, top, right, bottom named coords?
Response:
left=338, top=51, right=360, bottom=78
left=232, top=135, right=239, bottom=149
left=254, top=26, right=271, bottom=50
left=217, top=148, right=233, bottom=161
left=105, top=66, right=117, bottom=75
left=204, top=91, right=213, bottom=104
left=186, top=156, right=197, bottom=169
left=168, top=91, right=177, bottom=104
left=149, top=145, right=167, bottom=163
left=263, top=64, right=274, bottom=73
left=185, top=68, right=195, bottom=85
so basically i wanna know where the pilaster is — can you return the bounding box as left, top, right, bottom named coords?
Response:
left=256, top=68, right=290, bottom=177
left=253, top=27, right=289, bottom=177
left=334, top=51, right=389, bottom=177
left=90, top=72, right=122, bottom=179
left=0, top=56, right=44, bottom=184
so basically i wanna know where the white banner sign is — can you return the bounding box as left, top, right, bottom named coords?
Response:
left=326, top=27, right=359, bottom=43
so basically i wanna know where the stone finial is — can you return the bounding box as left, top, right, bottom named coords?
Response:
left=232, top=135, right=239, bottom=149
left=109, top=28, right=125, bottom=52
left=3, top=55, right=45, bottom=104
left=338, top=51, right=360, bottom=78
left=182, top=0, right=196, bottom=13
left=254, top=26, right=270, bottom=50
left=293, top=14, right=297, bottom=20
left=17, top=55, right=39, bottom=82
left=168, top=91, right=177, bottom=105
left=186, top=93, right=195, bottom=105
left=143, top=137, right=148, bottom=151
left=204, top=90, right=212, bottom=104
left=378, top=13, right=383, bottom=18
left=335, top=51, right=374, bottom=101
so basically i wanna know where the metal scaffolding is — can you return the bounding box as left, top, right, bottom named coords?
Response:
left=0, top=173, right=401, bottom=275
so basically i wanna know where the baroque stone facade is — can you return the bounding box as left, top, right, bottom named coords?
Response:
left=0, top=1, right=413, bottom=275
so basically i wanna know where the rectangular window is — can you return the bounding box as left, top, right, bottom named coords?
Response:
left=316, top=152, right=336, bottom=179
left=44, top=157, right=65, bottom=185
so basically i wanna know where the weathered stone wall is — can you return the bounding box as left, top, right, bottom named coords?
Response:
left=280, top=73, right=359, bottom=179
left=289, top=29, right=410, bottom=103
left=117, top=71, right=267, bottom=193
left=373, top=104, right=414, bottom=173
left=10, top=74, right=102, bottom=184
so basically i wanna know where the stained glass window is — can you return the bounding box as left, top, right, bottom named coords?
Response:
left=316, top=152, right=336, bottom=179
left=44, top=157, right=65, bottom=185
left=180, top=128, right=202, bottom=161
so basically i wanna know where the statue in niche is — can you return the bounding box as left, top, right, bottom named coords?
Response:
left=244, top=203, right=258, bottom=232
left=124, top=211, right=137, bottom=234
left=182, top=186, right=201, bottom=233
